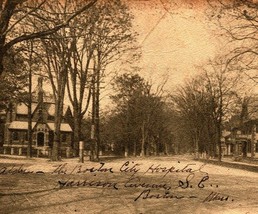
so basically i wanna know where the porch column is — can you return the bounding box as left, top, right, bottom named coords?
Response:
left=45, top=132, right=49, bottom=147
left=66, top=147, right=71, bottom=158
left=251, top=124, right=256, bottom=159
left=18, top=148, right=22, bottom=155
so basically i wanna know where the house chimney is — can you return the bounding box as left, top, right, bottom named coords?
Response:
left=38, top=77, right=44, bottom=104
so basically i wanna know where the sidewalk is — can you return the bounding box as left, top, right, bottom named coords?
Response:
left=198, top=156, right=258, bottom=173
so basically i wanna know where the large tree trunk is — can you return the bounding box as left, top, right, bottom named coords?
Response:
left=0, top=0, right=19, bottom=75
left=124, top=140, right=129, bottom=157
left=140, top=122, right=145, bottom=157
left=73, top=108, right=81, bottom=157
left=27, top=71, right=32, bottom=158
left=95, top=62, right=100, bottom=158
left=194, top=138, right=199, bottom=160
left=0, top=50, right=4, bottom=75
left=216, top=124, right=222, bottom=162
left=52, top=100, right=63, bottom=161
left=51, top=68, right=67, bottom=161
left=133, top=141, right=136, bottom=157
left=26, top=42, right=33, bottom=158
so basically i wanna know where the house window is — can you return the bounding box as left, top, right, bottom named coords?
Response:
left=48, top=115, right=54, bottom=121
left=12, top=132, right=19, bottom=141
left=247, top=141, right=251, bottom=153
left=37, top=132, right=45, bottom=147
left=49, top=131, right=54, bottom=148
left=62, top=133, right=66, bottom=142
left=25, top=132, right=28, bottom=141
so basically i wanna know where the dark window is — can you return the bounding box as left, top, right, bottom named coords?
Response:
left=37, top=132, right=44, bottom=147
left=62, top=133, right=66, bottom=142
left=230, top=144, right=234, bottom=153
left=12, top=132, right=19, bottom=141
left=247, top=141, right=251, bottom=153
left=48, top=115, right=55, bottom=121
left=25, top=132, right=28, bottom=141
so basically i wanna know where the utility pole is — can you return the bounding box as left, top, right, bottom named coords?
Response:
left=251, top=124, right=256, bottom=160
left=90, top=51, right=104, bottom=161
left=90, top=65, right=96, bottom=161
left=95, top=52, right=101, bottom=158
left=27, top=41, right=33, bottom=158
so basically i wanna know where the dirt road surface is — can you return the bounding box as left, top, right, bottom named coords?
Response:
left=0, top=155, right=257, bottom=214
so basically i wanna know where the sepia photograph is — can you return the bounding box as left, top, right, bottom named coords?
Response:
left=0, top=0, right=258, bottom=213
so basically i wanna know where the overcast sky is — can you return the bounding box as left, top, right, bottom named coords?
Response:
left=101, top=0, right=221, bottom=105
left=131, top=0, right=220, bottom=89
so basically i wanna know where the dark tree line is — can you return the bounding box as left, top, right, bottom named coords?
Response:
left=100, top=73, right=174, bottom=157
left=0, top=0, right=138, bottom=161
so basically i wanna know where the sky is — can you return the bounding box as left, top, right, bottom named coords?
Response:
left=102, top=0, right=220, bottom=104
left=34, top=0, right=239, bottom=109
left=31, top=0, right=221, bottom=110
left=131, top=0, right=219, bottom=89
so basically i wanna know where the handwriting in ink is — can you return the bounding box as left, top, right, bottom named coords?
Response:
left=203, top=191, right=231, bottom=202
left=0, top=165, right=35, bottom=175
left=52, top=163, right=114, bottom=175
left=134, top=189, right=185, bottom=201
left=144, top=163, right=207, bottom=178
left=57, top=179, right=119, bottom=190
left=120, top=161, right=141, bottom=175
left=124, top=175, right=171, bottom=190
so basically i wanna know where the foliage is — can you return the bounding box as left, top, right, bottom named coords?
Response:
left=171, top=57, right=244, bottom=160
left=104, top=73, right=173, bottom=156
left=0, top=0, right=97, bottom=75
left=208, top=0, right=258, bottom=83
left=0, top=49, right=28, bottom=110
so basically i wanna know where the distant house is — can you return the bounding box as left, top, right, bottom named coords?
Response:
left=2, top=77, right=73, bottom=157
left=224, top=97, right=258, bottom=159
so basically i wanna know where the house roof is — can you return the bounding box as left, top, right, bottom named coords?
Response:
left=8, top=121, right=72, bottom=132
left=222, top=130, right=231, bottom=138
left=16, top=102, right=69, bottom=117
left=47, top=123, right=72, bottom=132
left=16, top=103, right=37, bottom=115
left=8, top=121, right=37, bottom=130
left=47, top=103, right=55, bottom=116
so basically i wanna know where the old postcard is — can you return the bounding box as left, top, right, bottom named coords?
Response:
left=0, top=0, right=258, bottom=213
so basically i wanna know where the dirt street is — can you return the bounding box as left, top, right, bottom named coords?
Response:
left=0, top=155, right=257, bottom=214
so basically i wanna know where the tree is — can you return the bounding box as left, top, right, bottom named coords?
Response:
left=202, top=58, right=244, bottom=161
left=110, top=73, right=171, bottom=157
left=111, top=73, right=147, bottom=157
left=25, top=0, right=96, bottom=161
left=65, top=0, right=137, bottom=158
left=0, top=50, right=27, bottom=111
left=0, top=0, right=97, bottom=76
left=208, top=0, right=258, bottom=83
left=172, top=56, right=245, bottom=161
left=172, top=77, right=210, bottom=159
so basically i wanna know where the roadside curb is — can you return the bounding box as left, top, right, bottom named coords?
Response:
left=198, top=159, right=258, bottom=173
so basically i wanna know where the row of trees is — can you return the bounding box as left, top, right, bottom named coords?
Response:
left=99, top=73, right=174, bottom=157
left=167, top=0, right=258, bottom=161
left=1, top=0, right=257, bottom=161
left=0, top=0, right=138, bottom=161
left=57, top=0, right=258, bottom=160
left=171, top=58, right=247, bottom=161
